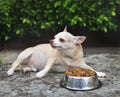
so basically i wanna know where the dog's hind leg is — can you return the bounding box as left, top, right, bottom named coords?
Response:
left=7, top=60, right=21, bottom=76
left=23, top=66, right=37, bottom=73
left=7, top=53, right=32, bottom=76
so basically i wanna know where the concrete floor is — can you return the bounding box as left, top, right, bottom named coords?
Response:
left=0, top=47, right=120, bottom=97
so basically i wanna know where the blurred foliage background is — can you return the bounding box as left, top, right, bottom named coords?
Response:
left=0, top=0, right=120, bottom=42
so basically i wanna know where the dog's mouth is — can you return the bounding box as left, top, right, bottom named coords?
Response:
left=51, top=45, right=62, bottom=49
left=50, top=39, right=62, bottom=49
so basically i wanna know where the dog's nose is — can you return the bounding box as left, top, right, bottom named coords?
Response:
left=50, top=39, right=54, bottom=44
left=50, top=39, right=54, bottom=47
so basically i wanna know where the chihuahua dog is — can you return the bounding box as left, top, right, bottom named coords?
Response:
left=7, top=27, right=106, bottom=78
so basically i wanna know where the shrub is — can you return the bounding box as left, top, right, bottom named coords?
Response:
left=0, top=0, right=119, bottom=41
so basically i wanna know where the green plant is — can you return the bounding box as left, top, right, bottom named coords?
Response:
left=0, top=0, right=119, bottom=41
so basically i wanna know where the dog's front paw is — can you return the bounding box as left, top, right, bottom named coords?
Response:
left=7, top=69, right=14, bottom=76
left=36, top=71, right=46, bottom=78
left=96, top=72, right=106, bottom=78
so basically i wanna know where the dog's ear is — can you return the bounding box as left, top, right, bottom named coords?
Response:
left=63, top=26, right=67, bottom=32
left=74, top=36, right=86, bottom=45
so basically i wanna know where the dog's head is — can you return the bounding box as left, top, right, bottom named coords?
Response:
left=50, top=26, right=86, bottom=50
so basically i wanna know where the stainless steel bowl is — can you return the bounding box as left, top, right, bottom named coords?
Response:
left=61, top=73, right=100, bottom=90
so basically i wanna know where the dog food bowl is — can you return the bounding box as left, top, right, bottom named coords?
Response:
left=60, top=73, right=100, bottom=90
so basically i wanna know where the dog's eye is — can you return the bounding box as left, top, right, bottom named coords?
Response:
left=59, top=38, right=65, bottom=42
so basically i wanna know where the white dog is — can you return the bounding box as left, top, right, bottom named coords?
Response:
left=7, top=27, right=106, bottom=78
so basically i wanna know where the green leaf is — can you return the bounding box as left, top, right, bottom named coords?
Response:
left=111, top=11, right=116, bottom=16
left=41, top=23, right=46, bottom=29
left=16, top=30, right=20, bottom=35
left=5, top=36, right=9, bottom=40
left=54, top=1, right=61, bottom=7
left=83, top=23, right=86, bottom=27
left=69, top=7, right=75, bottom=13
left=103, top=27, right=108, bottom=33
left=6, top=23, right=11, bottom=28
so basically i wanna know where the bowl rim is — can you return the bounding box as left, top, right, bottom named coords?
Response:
left=64, top=72, right=97, bottom=79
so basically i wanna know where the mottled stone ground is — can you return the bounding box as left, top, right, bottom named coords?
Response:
left=0, top=47, right=120, bottom=97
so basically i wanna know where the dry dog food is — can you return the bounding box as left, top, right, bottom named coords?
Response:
left=65, top=68, right=95, bottom=77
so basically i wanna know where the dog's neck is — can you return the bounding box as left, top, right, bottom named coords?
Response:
left=60, top=45, right=84, bottom=60
left=59, top=45, right=84, bottom=67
